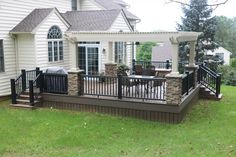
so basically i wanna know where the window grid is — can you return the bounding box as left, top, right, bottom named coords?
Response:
left=115, top=42, right=127, bottom=64
left=47, top=26, right=63, bottom=62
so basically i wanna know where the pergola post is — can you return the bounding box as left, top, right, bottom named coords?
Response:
left=185, top=41, right=199, bottom=88
left=108, top=42, right=114, bottom=63
left=69, top=40, right=78, bottom=71
left=169, top=37, right=180, bottom=75
left=189, top=41, right=196, bottom=66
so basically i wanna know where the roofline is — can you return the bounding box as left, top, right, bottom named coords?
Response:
left=108, top=9, right=133, bottom=32
left=31, top=8, right=71, bottom=33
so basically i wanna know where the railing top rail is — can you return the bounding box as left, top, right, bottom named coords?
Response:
left=201, top=66, right=218, bottom=78
left=43, top=73, right=68, bottom=76
left=124, top=76, right=166, bottom=81
left=201, top=65, right=218, bottom=76
left=82, top=74, right=117, bottom=78
left=15, top=74, right=22, bottom=82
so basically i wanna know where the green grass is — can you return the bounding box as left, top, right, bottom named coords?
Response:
left=0, top=86, right=236, bottom=157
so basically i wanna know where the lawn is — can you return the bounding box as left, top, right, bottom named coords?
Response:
left=0, top=86, right=235, bottom=157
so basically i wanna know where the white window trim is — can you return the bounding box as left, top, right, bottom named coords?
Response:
left=48, top=39, right=64, bottom=63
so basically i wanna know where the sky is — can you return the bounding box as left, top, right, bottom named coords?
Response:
left=125, top=0, right=236, bottom=31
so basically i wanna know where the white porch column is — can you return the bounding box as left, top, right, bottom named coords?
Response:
left=107, top=42, right=114, bottom=63
left=189, top=41, right=196, bottom=66
left=69, top=41, right=78, bottom=71
left=170, top=37, right=179, bottom=75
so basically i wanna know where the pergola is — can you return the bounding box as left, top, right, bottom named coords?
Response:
left=65, top=31, right=202, bottom=76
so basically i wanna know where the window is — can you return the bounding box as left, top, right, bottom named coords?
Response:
left=0, top=40, right=4, bottom=72
left=115, top=42, right=127, bottom=64
left=47, top=26, right=63, bottom=62
left=72, top=0, right=77, bottom=11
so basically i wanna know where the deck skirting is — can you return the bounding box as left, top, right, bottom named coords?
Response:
left=41, top=85, right=200, bottom=123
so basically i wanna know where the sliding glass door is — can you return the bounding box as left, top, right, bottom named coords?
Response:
left=78, top=43, right=99, bottom=75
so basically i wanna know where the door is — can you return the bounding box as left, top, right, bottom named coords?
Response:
left=78, top=44, right=99, bottom=75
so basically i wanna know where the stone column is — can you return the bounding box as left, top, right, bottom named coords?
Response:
left=68, top=70, right=84, bottom=96
left=185, top=65, right=199, bottom=88
left=166, top=74, right=183, bottom=105
left=189, top=41, right=196, bottom=66
left=105, top=63, right=117, bottom=76
left=169, top=37, right=179, bottom=75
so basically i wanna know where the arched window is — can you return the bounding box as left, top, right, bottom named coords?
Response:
left=47, top=26, right=63, bottom=62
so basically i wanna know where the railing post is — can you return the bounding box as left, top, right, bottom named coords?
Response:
left=132, top=59, right=136, bottom=75
left=29, top=80, right=34, bottom=105
left=36, top=67, right=40, bottom=88
left=216, top=73, right=221, bottom=98
left=118, top=74, right=122, bottom=99
left=39, top=71, right=43, bottom=93
left=11, top=79, right=17, bottom=104
left=21, top=69, right=26, bottom=91
left=166, top=60, right=170, bottom=69
left=185, top=71, right=189, bottom=95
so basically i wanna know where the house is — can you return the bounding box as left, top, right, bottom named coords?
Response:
left=205, top=47, right=231, bottom=65
left=0, top=0, right=140, bottom=97
left=152, top=42, right=172, bottom=62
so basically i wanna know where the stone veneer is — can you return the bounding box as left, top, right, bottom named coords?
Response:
left=105, top=63, right=117, bottom=76
left=68, top=70, right=84, bottom=96
left=185, top=65, right=199, bottom=88
left=166, top=74, right=183, bottom=105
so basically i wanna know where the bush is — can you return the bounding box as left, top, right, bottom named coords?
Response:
left=218, top=65, right=236, bottom=86
left=117, top=64, right=129, bottom=75
left=231, top=58, right=236, bottom=68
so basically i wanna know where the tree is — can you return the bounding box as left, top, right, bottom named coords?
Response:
left=177, top=0, right=218, bottom=62
left=136, top=42, right=156, bottom=61
left=215, top=16, right=236, bottom=57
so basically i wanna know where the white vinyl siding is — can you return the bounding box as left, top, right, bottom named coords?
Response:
left=17, top=34, right=36, bottom=71
left=80, top=0, right=102, bottom=11
left=0, top=0, right=71, bottom=96
left=35, top=12, right=69, bottom=71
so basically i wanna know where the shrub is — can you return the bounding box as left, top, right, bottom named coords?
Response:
left=117, top=64, right=129, bottom=75
left=218, top=65, right=236, bottom=86
left=231, top=58, right=236, bottom=68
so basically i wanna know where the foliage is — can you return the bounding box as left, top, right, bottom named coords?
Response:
left=218, top=65, right=236, bottom=86
left=117, top=64, right=129, bottom=75
left=0, top=86, right=236, bottom=156
left=215, top=16, right=236, bottom=57
left=178, top=0, right=218, bottom=62
left=231, top=58, right=236, bottom=68
left=136, top=42, right=156, bottom=62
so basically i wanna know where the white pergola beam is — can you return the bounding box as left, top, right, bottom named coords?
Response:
left=66, top=31, right=201, bottom=43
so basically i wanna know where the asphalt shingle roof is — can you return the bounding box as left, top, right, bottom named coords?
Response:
left=94, top=0, right=139, bottom=20
left=10, top=8, right=54, bottom=33
left=62, top=10, right=121, bottom=31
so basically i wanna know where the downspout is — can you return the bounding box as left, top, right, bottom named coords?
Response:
left=11, top=34, right=20, bottom=75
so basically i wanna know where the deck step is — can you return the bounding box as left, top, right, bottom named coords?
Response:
left=11, top=104, right=35, bottom=109
left=16, top=99, right=40, bottom=104
left=19, top=95, right=42, bottom=99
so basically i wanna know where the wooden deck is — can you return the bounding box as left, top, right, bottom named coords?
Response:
left=40, top=85, right=200, bottom=123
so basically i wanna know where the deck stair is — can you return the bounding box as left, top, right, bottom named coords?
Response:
left=198, top=64, right=222, bottom=100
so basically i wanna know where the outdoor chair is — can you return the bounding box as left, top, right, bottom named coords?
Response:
left=134, top=64, right=143, bottom=75
left=121, top=73, right=139, bottom=95
left=142, top=65, right=156, bottom=76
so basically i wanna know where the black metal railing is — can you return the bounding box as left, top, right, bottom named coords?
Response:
left=82, top=75, right=118, bottom=97
left=42, top=73, right=68, bottom=94
left=198, top=64, right=221, bottom=97
left=25, top=67, right=40, bottom=88
left=133, top=59, right=171, bottom=70
left=11, top=74, right=23, bottom=104
left=81, top=75, right=166, bottom=101
left=182, top=71, right=195, bottom=96
left=29, top=71, right=43, bottom=105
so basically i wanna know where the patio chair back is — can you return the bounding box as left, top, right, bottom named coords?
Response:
left=135, top=64, right=143, bottom=75
left=143, top=65, right=156, bottom=76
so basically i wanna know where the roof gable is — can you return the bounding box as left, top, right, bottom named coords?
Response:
left=62, top=10, right=121, bottom=31
left=10, top=8, right=70, bottom=34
